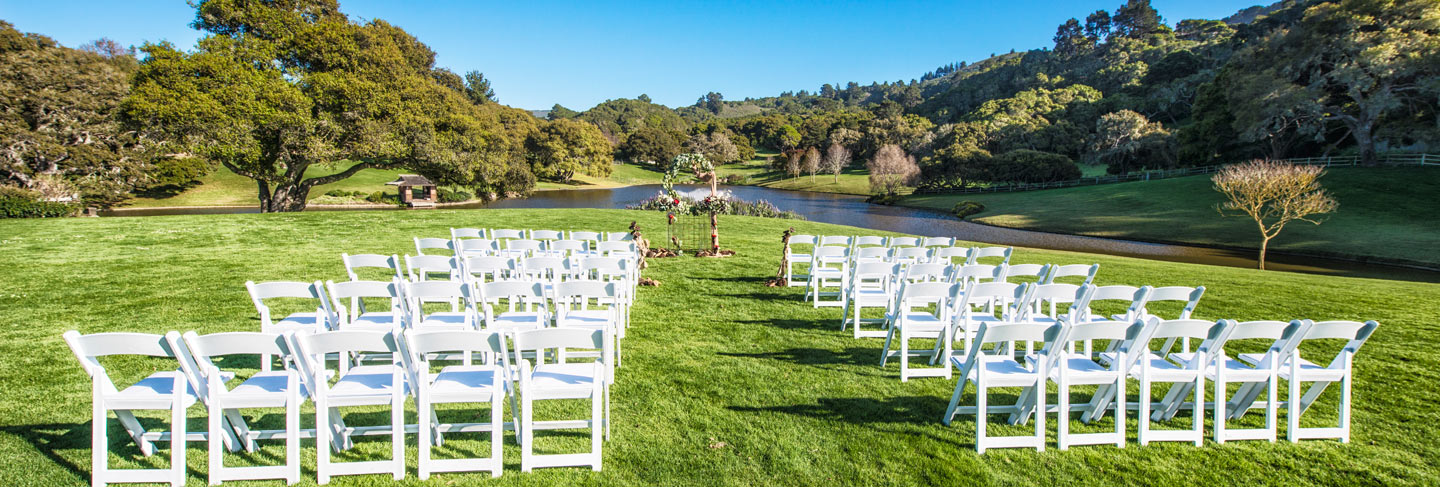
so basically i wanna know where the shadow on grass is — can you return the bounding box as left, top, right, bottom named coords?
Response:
left=719, top=347, right=880, bottom=367
left=0, top=420, right=212, bottom=483
left=734, top=319, right=830, bottom=331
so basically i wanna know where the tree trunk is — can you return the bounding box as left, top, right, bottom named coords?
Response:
left=1257, top=236, right=1270, bottom=270
left=1353, top=123, right=1377, bottom=167
left=709, top=212, right=719, bottom=251
left=263, top=183, right=311, bottom=212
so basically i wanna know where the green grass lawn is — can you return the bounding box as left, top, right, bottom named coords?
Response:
left=1, top=209, right=1437, bottom=485
left=899, top=167, right=1440, bottom=267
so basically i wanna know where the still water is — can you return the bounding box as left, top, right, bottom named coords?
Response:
left=104, top=184, right=1439, bottom=283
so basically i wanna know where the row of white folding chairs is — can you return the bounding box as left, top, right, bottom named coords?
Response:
left=64, top=327, right=611, bottom=486
left=785, top=236, right=1013, bottom=287
left=448, top=228, right=634, bottom=243
left=937, top=314, right=1376, bottom=452
left=876, top=281, right=1204, bottom=381
left=246, top=278, right=629, bottom=373
left=839, top=262, right=1096, bottom=337
left=799, top=245, right=1017, bottom=305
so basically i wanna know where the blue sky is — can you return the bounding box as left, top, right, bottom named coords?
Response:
left=0, top=1, right=1263, bottom=110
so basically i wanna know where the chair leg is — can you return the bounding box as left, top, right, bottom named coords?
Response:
left=392, top=385, right=404, bottom=480
left=1192, top=375, right=1204, bottom=446
left=1340, top=372, right=1352, bottom=443
left=1137, top=377, right=1151, bottom=446
left=943, top=377, right=967, bottom=426
left=1035, top=378, right=1047, bottom=452
left=418, top=396, right=431, bottom=480
left=171, top=400, right=186, bottom=487
left=1214, top=374, right=1227, bottom=444
left=591, top=388, right=603, bottom=472
left=92, top=393, right=106, bottom=487
left=976, top=379, right=988, bottom=454
left=521, top=394, right=533, bottom=472
left=1057, top=377, right=1069, bottom=450
left=286, top=391, right=299, bottom=485
left=899, top=331, right=910, bottom=382
left=1266, top=375, right=1278, bottom=443
left=491, top=396, right=503, bottom=478
left=316, top=400, right=330, bottom=485
left=1287, top=376, right=1300, bottom=443
left=1115, top=374, right=1126, bottom=448
left=879, top=327, right=895, bottom=366
left=209, top=401, right=222, bottom=486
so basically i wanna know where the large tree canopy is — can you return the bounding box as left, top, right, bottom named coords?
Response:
left=525, top=118, right=613, bottom=183
left=122, top=0, right=530, bottom=211
left=0, top=22, right=178, bottom=207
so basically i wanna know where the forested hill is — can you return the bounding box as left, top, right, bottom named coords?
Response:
left=555, top=0, right=1438, bottom=193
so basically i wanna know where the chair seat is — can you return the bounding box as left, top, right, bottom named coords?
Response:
left=1173, top=353, right=1274, bottom=382
left=491, top=312, right=545, bottom=330
left=271, top=312, right=327, bottom=332
left=107, top=371, right=199, bottom=410
left=429, top=365, right=502, bottom=403
left=557, top=311, right=614, bottom=329
left=417, top=312, right=471, bottom=330
left=528, top=363, right=599, bottom=400
left=1236, top=354, right=1341, bottom=381
left=957, top=356, right=1042, bottom=387
left=897, top=313, right=946, bottom=334
left=1033, top=354, right=1121, bottom=384
left=347, top=312, right=399, bottom=331
left=1125, top=353, right=1202, bottom=381
left=329, top=365, right=406, bottom=406
left=221, top=371, right=301, bottom=408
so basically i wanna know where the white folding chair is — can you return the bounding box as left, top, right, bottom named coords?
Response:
left=513, top=328, right=609, bottom=472
left=818, top=235, right=852, bottom=248
left=901, top=262, right=951, bottom=283
left=454, top=238, right=499, bottom=258
left=852, top=246, right=893, bottom=264
left=549, top=239, right=592, bottom=261
left=933, top=246, right=973, bottom=266
left=530, top=229, right=564, bottom=241
left=451, top=228, right=487, bottom=240
left=503, top=239, right=544, bottom=260
left=804, top=246, right=850, bottom=308
left=1044, top=319, right=1139, bottom=449
left=553, top=280, right=623, bottom=373
left=479, top=281, right=549, bottom=332
left=953, top=264, right=1001, bottom=287
left=785, top=234, right=815, bottom=287
left=999, top=263, right=1051, bottom=284
left=64, top=331, right=196, bottom=487
left=580, top=257, right=633, bottom=336
left=414, top=237, right=454, bottom=256
left=291, top=331, right=406, bottom=483
left=173, top=331, right=302, bottom=485
left=463, top=256, right=515, bottom=283
left=886, top=236, right=920, bottom=248
left=841, top=262, right=900, bottom=338
left=941, top=322, right=1061, bottom=453
left=490, top=229, right=526, bottom=241
left=1240, top=320, right=1376, bottom=443
left=405, top=254, right=461, bottom=282
left=880, top=281, right=959, bottom=381
left=326, top=279, right=405, bottom=334
left=403, top=280, right=477, bottom=331
left=1197, top=319, right=1308, bottom=444
left=892, top=246, right=933, bottom=267
left=569, top=230, right=602, bottom=245
left=1107, top=318, right=1224, bottom=446
left=968, top=246, right=1013, bottom=265
left=520, top=256, right=572, bottom=293
left=946, top=281, right=1030, bottom=359
left=603, top=231, right=633, bottom=242
left=921, top=236, right=954, bottom=248
left=596, top=240, right=638, bottom=261
left=853, top=235, right=887, bottom=249
left=404, top=330, right=517, bottom=479
left=342, top=253, right=402, bottom=282
left=1046, top=263, right=1098, bottom=285
left=246, top=280, right=332, bottom=372
left=1142, top=286, right=1206, bottom=353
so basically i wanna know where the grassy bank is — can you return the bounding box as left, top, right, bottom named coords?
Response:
left=900, top=167, right=1440, bottom=267
left=1, top=209, right=1436, bottom=485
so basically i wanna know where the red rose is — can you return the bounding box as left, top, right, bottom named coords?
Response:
left=673, top=198, right=680, bottom=205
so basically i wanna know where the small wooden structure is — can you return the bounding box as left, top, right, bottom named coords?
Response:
left=387, top=174, right=437, bottom=208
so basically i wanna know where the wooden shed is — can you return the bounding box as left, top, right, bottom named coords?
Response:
left=386, top=174, right=437, bottom=208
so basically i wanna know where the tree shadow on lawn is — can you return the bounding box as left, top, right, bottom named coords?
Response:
left=734, top=318, right=832, bottom=331
left=718, top=347, right=881, bottom=367
left=728, top=395, right=999, bottom=450
left=0, top=420, right=209, bottom=483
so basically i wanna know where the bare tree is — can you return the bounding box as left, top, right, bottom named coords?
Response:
left=866, top=144, right=919, bottom=196
left=802, top=147, right=821, bottom=182
left=822, top=142, right=851, bottom=182
left=1213, top=160, right=1338, bottom=270
left=784, top=150, right=803, bottom=179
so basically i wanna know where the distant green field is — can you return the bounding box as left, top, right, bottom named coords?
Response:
left=900, top=167, right=1440, bottom=266
left=128, top=162, right=409, bottom=208
left=716, top=152, right=876, bottom=195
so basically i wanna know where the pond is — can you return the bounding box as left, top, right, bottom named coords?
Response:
left=104, top=184, right=1440, bottom=283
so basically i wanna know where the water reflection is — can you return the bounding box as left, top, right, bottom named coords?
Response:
left=103, top=184, right=1439, bottom=283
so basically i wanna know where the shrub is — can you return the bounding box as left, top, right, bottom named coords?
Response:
left=626, top=191, right=803, bottom=220
left=0, top=187, right=78, bottom=218
left=952, top=201, right=986, bottom=219
left=365, top=191, right=389, bottom=203
left=437, top=188, right=472, bottom=203
left=324, top=189, right=351, bottom=197
left=721, top=174, right=748, bottom=185
left=990, top=150, right=1082, bottom=183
